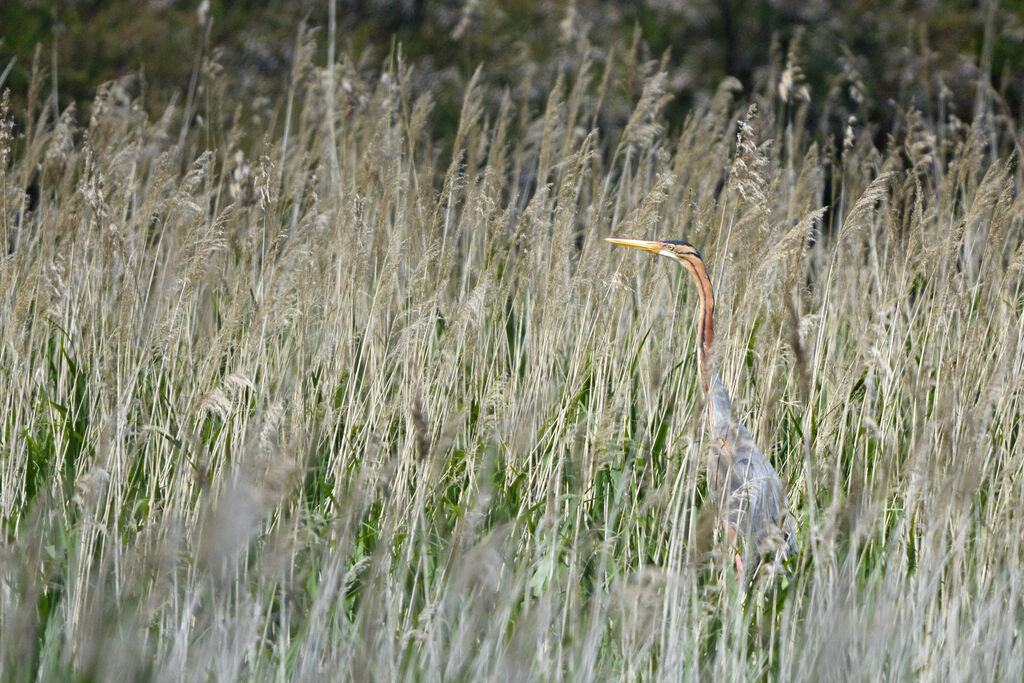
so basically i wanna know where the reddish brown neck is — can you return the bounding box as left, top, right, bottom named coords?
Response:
left=679, top=253, right=714, bottom=391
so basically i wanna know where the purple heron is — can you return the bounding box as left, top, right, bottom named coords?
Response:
left=607, top=238, right=798, bottom=578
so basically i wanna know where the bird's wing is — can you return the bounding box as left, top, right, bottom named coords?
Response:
left=706, top=374, right=797, bottom=561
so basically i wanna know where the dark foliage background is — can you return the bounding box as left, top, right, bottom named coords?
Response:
left=3, top=0, right=1022, bottom=145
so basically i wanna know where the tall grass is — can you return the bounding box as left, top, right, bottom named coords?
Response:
left=1, top=36, right=1022, bottom=681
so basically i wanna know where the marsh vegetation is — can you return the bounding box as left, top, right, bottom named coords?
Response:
left=1, top=22, right=1023, bottom=680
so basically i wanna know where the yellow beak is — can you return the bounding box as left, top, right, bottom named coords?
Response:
left=605, top=237, right=664, bottom=254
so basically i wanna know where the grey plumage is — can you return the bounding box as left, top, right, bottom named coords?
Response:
left=706, top=373, right=797, bottom=572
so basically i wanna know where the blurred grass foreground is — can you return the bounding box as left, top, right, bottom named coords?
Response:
left=1, top=2, right=1024, bottom=680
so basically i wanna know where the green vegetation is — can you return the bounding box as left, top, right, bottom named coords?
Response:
left=4, top=1, right=1024, bottom=146
left=1, top=9, right=1023, bottom=680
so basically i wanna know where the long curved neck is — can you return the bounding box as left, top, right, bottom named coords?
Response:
left=678, top=253, right=715, bottom=392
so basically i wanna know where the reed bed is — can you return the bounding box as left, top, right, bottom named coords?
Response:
left=1, top=36, right=1022, bottom=680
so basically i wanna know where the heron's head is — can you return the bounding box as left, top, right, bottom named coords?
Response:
left=606, top=236, right=716, bottom=376
left=605, top=238, right=703, bottom=266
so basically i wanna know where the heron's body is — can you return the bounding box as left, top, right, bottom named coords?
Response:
left=706, top=373, right=798, bottom=570
left=607, top=237, right=797, bottom=576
